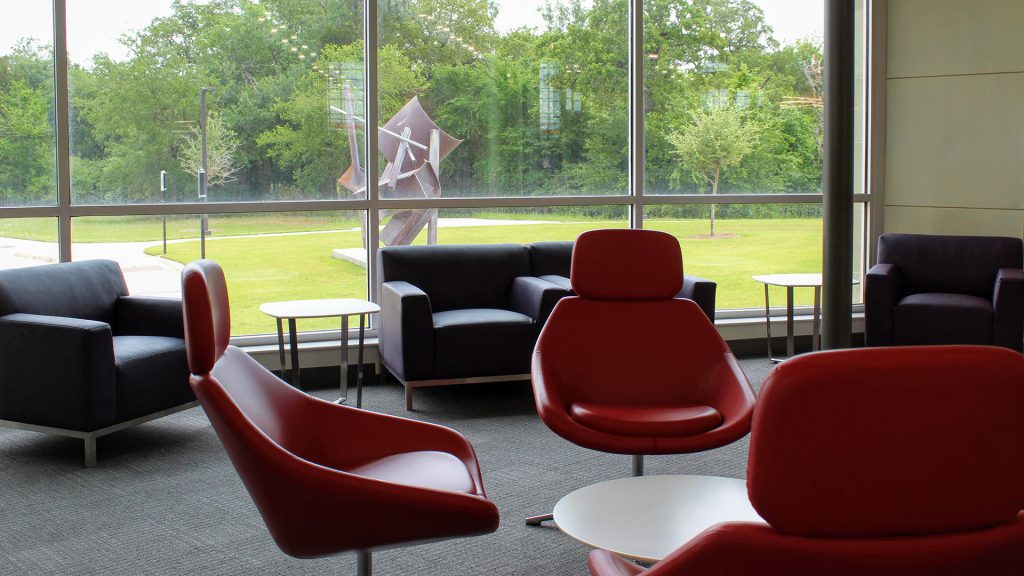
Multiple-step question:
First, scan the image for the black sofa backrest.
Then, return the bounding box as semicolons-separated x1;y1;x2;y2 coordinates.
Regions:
877;233;1023;299
528;241;574;277
0;260;128;324
379;244;532;312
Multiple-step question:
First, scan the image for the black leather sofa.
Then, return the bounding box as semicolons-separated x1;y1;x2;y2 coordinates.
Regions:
865;233;1024;351
0;260;196;465
379;241;717;409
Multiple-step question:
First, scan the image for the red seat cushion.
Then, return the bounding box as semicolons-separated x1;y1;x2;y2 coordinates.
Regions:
569;403;723;437
349;451;475;494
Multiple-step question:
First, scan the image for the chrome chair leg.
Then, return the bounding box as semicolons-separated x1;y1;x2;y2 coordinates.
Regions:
525;513;554;526
632;454;644;477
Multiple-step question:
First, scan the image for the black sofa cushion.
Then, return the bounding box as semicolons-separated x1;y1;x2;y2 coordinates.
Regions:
529;241;574;278
432;309;536;378
380;244;532;312
0;260;128;325
113;336;192;423
894;293;993;346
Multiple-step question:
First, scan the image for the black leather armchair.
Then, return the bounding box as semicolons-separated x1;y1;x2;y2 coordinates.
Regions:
527;240;718;321
0;260;196;465
865;233;1024;351
379;244;569;409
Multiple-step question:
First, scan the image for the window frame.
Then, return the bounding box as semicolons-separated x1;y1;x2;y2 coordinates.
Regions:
0;0;875;345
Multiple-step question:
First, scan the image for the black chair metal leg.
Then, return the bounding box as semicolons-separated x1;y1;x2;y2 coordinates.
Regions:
633;454;644;477
357;550;371;576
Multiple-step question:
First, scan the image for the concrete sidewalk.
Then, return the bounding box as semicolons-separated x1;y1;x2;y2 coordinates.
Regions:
0;237;183;298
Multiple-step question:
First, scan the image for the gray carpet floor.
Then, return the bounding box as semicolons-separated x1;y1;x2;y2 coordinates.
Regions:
0;357;773;576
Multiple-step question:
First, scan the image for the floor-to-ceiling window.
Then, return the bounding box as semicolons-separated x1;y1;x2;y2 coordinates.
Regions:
0;0;870;343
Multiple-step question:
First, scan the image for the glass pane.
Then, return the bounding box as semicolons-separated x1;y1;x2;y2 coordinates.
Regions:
853;201;866;305
68;1;363;204
645;203;823;310
0;3;57;207
375;205;628;249
0;218;59;267
854;0;867;196
373;0;628;199
644;0;826;196
73;211;367;336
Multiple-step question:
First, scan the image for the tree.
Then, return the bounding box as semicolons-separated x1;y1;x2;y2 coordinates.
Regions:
178;114;242;186
0;80;54;204
668;105;756;236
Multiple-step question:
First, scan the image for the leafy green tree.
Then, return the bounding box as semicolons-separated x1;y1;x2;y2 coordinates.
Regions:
0;80;54;204
257;42;425;196
668;105;756;236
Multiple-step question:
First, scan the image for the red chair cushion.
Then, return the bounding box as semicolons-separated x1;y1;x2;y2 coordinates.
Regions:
571;230;683;300
569;403;723;438
349;450;475;494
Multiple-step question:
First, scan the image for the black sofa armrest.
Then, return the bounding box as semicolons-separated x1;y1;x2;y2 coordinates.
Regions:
380;281;434;381
678;275;717;321
993;268;1024;352
509;276;571;327
0;313;116;431
864;263;901;347
115;295;184;338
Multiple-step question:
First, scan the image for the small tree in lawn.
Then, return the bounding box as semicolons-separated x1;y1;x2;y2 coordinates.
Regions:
668;106;756;237
178;114;241;187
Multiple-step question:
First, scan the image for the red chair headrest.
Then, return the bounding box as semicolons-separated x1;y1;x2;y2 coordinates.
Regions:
748;345;1024;538
181;259;231;375
570;229;683;300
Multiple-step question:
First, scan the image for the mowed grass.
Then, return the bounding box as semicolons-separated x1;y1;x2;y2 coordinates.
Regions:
150;217;824;335
0;213;360;243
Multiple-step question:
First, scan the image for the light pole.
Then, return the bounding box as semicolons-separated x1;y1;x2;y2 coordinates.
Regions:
160;170;167;254
198;87;210;259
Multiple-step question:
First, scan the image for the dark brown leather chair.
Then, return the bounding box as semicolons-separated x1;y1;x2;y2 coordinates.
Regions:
865;233;1024;351
0;260;194;466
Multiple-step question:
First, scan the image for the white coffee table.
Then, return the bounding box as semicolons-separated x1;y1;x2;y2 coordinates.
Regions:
259;298;380;407
752;273;824;362
553;475;764;563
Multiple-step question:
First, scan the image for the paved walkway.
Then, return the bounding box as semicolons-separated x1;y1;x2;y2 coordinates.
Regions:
0;237;184;298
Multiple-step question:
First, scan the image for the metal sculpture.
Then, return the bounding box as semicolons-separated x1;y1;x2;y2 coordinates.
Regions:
335;85;461;247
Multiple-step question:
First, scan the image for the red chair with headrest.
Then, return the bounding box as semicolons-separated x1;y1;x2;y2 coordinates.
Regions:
181;260;498;576
528;229;755;524
588;345;1024;576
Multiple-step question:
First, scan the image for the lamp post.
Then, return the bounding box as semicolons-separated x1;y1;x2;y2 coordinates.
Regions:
160;170;167;254
198;87;210;259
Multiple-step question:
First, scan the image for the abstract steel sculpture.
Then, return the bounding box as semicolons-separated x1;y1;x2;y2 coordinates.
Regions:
335;84;461;247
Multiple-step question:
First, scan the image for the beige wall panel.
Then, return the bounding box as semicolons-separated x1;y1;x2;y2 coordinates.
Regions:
885;73;1024;210
888;0;1024;78
884;206;1023;238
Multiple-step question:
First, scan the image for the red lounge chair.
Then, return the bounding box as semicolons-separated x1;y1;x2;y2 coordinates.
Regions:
181;259;498;575
528;229;755;524
588;345;1024;576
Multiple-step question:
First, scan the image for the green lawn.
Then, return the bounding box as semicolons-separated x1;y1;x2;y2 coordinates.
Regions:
149;217;825;335
0;215;829;335
0;213;360;243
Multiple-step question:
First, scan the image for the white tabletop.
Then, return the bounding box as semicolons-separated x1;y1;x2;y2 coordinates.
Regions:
553;475;764;563
752;273;823;288
259;298;381;320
